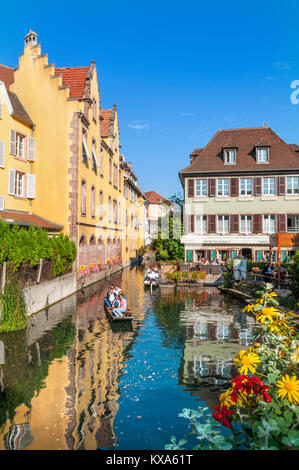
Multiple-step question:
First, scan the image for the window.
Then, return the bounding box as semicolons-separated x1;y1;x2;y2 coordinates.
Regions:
195;179;207;197
257;147;269;163
81;180;86;215
240;215;252;233
109;158;112;183
263;215;276;233
195;215;207;233
224;148;236;164
217;215;229;233
100;149;104;176
99;191;103;219
91;186;95;217
286;176;299;195
240;178;252;196
82;130;88;166
263;177;275;195
108;196;112;222
16;134;25;158
113;199;117;224
15;171;24;196
217;179;229;196
287;215;299;232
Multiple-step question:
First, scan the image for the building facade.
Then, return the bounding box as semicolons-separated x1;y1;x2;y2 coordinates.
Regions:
0;30;146;268
179;126;299;263
143;191;172;245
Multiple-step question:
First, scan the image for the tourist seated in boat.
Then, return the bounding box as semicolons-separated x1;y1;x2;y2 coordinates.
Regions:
114;285;122;296
152;267;159;280
104;287;119;308
113;292;127;317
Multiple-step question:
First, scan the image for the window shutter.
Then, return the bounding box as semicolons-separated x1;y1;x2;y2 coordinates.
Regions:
0;140;4;168
277;176;285;196
253;214;262;233
208;178;216;197
27;137;35;161
0;196;4;211
8;169;15;195
187;179;194;198
230;214;239;233
253;177;262;196
26;173;36;199
208;214;216;233
190;214;195;232
278;214;286;233
10;129;16;155
82;134;91;159
230;178;239;197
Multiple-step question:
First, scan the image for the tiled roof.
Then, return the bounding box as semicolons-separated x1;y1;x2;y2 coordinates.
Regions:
100;109;113;137
144;191;171;205
180;127;299;174
0;64;14;89
54;66;89;99
288;144;299;152
8;90;34;128
0;210;63;230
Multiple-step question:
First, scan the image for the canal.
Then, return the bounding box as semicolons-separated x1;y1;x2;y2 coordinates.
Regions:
0;265;258;450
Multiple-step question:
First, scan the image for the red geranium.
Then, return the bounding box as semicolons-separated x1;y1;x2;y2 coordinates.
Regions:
212;404;234;428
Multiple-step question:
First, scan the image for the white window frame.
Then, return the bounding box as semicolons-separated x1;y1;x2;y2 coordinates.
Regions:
16;133;25;158
256;147;269;163
263;177;275;195
224;148;236;165
15;170;24;197
195;179;207;197
286;176;299;195
239;178;252;196
217;178;230;197
240;215;252;233
263;214;276;234
0;140;4;168
217;215;229;234
195;215;207;233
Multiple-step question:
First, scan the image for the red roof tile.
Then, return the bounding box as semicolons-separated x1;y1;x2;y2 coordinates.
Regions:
180;127;299;174
0;210;63;230
144;191;171;205
0;64;14;89
55;66;89;99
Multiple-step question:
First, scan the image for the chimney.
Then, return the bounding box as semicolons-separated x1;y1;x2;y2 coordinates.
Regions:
24;29;38;50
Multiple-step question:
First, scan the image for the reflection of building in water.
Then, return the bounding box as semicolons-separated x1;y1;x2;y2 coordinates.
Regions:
178;293;257;397
4;410;33;450
65;274;144;450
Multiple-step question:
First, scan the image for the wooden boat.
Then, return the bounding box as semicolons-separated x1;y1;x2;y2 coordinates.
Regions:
144;277;159;288
104;302;133;322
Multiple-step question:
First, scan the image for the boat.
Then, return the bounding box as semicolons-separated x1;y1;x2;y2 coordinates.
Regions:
144;276;159;288
104;302;133;322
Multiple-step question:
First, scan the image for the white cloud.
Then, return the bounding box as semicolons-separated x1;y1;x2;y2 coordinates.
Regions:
128;121;150;130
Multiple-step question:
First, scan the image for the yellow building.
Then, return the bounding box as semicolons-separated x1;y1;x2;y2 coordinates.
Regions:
0;30;146;269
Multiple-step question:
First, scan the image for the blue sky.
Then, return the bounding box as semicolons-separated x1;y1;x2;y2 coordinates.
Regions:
1;0;298;198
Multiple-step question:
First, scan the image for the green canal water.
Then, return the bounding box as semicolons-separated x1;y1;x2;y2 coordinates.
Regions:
0;265;258;450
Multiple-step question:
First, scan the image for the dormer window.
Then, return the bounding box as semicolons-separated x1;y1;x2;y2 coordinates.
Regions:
223;148;236;165
256;147;269;163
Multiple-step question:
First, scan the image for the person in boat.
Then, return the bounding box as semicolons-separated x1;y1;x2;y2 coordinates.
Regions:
152;268;159;281
114;285;122;296
113;292;127;317
105;287;119;308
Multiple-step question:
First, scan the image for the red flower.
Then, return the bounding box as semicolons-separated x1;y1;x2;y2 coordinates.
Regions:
212;404;234;428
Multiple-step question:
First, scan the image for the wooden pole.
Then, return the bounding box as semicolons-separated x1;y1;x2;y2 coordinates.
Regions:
277;233;281;289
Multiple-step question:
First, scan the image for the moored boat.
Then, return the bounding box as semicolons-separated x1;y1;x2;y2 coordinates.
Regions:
144;276;159;288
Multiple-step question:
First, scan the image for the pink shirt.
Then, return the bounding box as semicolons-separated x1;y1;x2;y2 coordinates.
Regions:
120;298;127;309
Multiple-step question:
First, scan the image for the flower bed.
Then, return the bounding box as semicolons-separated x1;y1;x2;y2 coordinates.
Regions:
78;257;122;277
165;283;299;450
165;271;207;283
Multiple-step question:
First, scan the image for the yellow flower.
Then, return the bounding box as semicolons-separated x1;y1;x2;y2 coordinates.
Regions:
267;319;295;337
234;350;261;375
290;347;299;365
219;388;234;408
277;375;299;405
256;307;280;324
242;304;257;313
